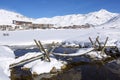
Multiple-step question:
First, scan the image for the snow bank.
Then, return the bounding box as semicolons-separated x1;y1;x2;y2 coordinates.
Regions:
0;68;10;80
25;57;65;74
0;46;15;58
0;46;15;80
11;52;66;75
53;48;94;56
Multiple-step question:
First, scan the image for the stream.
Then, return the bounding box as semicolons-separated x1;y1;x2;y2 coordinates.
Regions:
10;46;120;80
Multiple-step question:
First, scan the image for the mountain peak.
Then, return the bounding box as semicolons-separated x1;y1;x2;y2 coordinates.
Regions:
98;9;109;13
0;9;119;27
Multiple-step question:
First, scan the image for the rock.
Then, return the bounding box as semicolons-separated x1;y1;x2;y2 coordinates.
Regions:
32;72;39;77
50;67;57;73
61;65;67;70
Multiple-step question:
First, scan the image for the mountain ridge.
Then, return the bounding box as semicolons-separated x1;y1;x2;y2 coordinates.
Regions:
35;9;119;27
0;9;119;27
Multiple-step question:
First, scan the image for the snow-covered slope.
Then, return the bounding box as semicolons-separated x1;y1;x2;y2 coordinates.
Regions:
0;9;34;25
84;9;118;25
0;9;119;27
36;9;118;27
99;14;120;29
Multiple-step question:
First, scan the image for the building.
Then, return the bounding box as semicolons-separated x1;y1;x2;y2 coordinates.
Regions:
13;20;54;30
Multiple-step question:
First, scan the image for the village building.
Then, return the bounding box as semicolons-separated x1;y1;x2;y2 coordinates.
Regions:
0;25;13;31
12;20;54;30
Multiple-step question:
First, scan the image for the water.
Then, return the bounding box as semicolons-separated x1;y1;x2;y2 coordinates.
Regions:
11;46;120;80
11;66;33;80
14;48;39;57
39;61;120;80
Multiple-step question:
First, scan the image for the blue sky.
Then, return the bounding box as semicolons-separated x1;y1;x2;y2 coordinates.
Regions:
0;0;120;18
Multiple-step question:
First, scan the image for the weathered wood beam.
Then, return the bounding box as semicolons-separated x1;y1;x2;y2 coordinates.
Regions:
34;39;39;48
10;54;44;69
96;36;102;50
38;41;51;62
89;37;94;45
34;39;51;62
101;37;109;54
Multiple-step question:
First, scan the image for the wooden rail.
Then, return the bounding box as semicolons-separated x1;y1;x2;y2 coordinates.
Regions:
9;54;44;69
10;37;116;69
10;40;59;68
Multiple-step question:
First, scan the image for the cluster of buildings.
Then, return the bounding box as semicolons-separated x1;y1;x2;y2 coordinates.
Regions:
0;20;54;31
0;20;91;31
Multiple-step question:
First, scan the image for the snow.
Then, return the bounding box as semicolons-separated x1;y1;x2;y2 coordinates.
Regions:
0;24;120;79
99;14;120;29
24;56;66;74
0;29;93;46
0;46;66;80
0;9;34;25
0;9;118;27
13;52;42;64
53;48;94;56
11;52;66;74
0;9;120;80
86;51;108;59
0;46;15;58
36;9;118;27
0;28;120;80
0;28;120;47
0;46;15;80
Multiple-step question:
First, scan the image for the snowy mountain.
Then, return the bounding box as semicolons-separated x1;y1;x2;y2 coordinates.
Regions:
36;9;119;27
0;9;119;28
99;14;120;29
0;9;34;25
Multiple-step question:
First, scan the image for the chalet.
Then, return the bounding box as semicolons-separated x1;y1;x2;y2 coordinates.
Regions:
12;20;54;29
13;20;32;26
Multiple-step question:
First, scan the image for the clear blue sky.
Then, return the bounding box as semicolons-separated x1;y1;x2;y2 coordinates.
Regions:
0;0;120;18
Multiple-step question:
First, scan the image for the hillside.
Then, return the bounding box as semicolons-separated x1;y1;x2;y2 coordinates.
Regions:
99;14;120;29
36;9;118;27
0;9;119;28
0;9;34;25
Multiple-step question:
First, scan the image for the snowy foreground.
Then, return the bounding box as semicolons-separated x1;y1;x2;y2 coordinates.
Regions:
0;28;120;80
0;46;66;80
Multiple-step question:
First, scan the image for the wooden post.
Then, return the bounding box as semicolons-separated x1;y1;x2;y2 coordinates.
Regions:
101;37;108;54
34;39;50;62
89;37;94;45
34;39;40;48
92;36;99;51
38;41;51;62
96;36;101;50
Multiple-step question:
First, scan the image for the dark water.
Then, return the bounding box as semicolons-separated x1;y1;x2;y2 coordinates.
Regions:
13;46;79;57
54;47;79;53
11;46;120;80
14;48;39;57
38;61;120;80
11;66;33;80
